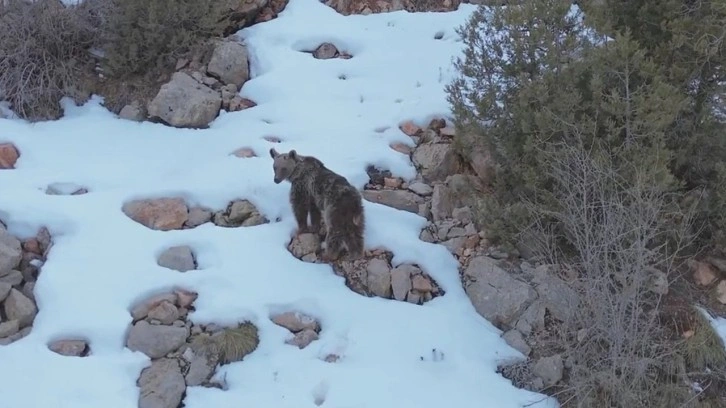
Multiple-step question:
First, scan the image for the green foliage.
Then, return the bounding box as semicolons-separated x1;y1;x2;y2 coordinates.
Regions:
103;0;231;78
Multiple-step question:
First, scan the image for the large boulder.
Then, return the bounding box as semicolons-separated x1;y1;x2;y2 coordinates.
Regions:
207;41;250;90
122;198;189;231
463;256;537;329
412;142;462;183
0;229;22;275
147;72;221;129
137;358;186;408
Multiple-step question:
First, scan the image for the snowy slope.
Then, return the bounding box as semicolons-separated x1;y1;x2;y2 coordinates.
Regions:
0;1;557;407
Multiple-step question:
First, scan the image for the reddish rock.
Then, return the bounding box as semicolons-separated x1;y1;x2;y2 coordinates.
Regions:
271;311;320;333
716;280;726;304
412;274;434;293
383;177;402;189
229;97;257;112
175;289;198;309
285;328;319;349
49;339;89;357
691;260;719;287
122;198;189;231
22;239;42;255
0;143;20;169
390;142;413;155
399;121;422;137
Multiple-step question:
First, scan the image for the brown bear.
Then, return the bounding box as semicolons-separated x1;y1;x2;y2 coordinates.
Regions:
270;148;365;261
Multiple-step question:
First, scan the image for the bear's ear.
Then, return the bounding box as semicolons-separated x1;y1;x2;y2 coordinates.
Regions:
269;148;278;158
289;150;298;160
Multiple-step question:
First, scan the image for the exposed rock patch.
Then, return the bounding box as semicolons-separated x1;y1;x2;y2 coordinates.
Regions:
45;182;89;195
207;40;250;89
271;311;322;349
48;339;90;357
147;72;222;129
122;197;268;230
322;0;463;15
157;245;197;272
0;226;52;346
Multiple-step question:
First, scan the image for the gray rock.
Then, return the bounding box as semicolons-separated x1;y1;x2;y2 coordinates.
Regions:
3;289;37;328
441;237;467;254
515;300;546;336
131;293;179;321
138;358;186;408
390;265;415;301
0;229;22;275
185;207;212;228
407;182;433;196
532;267;579;322
412;143;462;183
502;329;531;356
185;351;218;386
0;320;19;338
119;102;146;122
126;320;189;359
148;72;221;129
157;245;196;272
45;182;88;195
312;42;339;59
207;41;250;89
271;311;320;333
532;354;564;387
463;256;537;329
362;190;424;213
0;281;11;301
366;258;392;298
147;300;180;325
0;269;23;287
289;233;321;259
285;328;319;349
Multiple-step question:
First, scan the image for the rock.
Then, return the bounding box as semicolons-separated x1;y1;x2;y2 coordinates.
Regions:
148;72;221;129
532;354;564;387
175;289;198;309
366;258;392;298
185;207;212;228
502;329;530;356
390;265;415;301
0;270;22;286
515;301;546;336
286;328;319;349
312;42;339;59
383;177;402;189
227;96;257;112
21;282;35;303
130;293;179;321
138;358;186;408
0;320;19;338
122;198;189;231
289;233;321;259
412;143;462;183
457;129;495;185
411;274;434;293
36;227;52;254
231;147;256;158
48;340;88;357
271;311;319;333
207;41;250;89
362;190;424;213
126;320;189;358
214;200;267;227
185;351;218;386
716;280;726;304
399;121;422;137
157;245;196;272
430;175;480;222
690;259;719;286
441;237;467;254
531;268;579;322
45;182;88;195
706;256;726;274
463;256;537;329
147;301;180;325
0;229;22;275
119;102;145;122
408;182;433;196
0;143;20;169
0;282;11;301
3;289;37;328
22;238;41;255
390;142;413;155
221;0;269;34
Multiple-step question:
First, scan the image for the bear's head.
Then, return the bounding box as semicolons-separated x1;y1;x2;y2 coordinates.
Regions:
269;148;301;184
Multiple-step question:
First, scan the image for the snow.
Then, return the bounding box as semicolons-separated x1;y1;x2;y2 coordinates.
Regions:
0;0;556;407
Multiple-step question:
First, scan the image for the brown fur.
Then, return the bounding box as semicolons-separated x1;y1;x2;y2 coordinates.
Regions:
270;148;365;261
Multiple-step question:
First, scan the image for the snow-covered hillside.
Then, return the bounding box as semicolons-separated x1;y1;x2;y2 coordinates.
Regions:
0;1;558;407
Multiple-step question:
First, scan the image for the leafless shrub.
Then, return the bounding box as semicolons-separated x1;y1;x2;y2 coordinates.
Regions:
520;134;707;407
0;0;106;121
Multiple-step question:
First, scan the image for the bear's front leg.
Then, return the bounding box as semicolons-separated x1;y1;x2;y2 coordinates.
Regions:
309;201;323;236
290;184;310;236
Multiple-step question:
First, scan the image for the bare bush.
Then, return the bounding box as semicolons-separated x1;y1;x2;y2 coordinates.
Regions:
0;0;105;121
519;135;713;407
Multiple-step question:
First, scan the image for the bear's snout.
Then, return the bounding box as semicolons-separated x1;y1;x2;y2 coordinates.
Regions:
274;177;282;184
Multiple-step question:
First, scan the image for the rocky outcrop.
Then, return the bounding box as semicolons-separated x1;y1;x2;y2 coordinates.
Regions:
122;197;269;230
0;226;52;346
207;40;250;90
322;0;464;15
